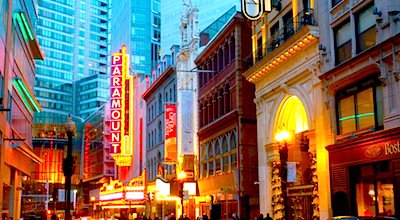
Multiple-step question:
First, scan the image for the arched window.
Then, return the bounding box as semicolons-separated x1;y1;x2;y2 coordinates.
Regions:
224;42;230;66
230;131;237;149
173;85;176;102
170;88;172;101
150;158;153;179
158;121;162;142
213;93;218;121
165;92;168;102
215;139;221;156
224;84;230;113
199;103;203;127
208;141;214;158
204;100;209;125
207;100;212;125
151;131;153;147
230;36;235;62
222;136;228;153
155;128;157;145
159;93;163;113
219;88;224;116
218;49;223;71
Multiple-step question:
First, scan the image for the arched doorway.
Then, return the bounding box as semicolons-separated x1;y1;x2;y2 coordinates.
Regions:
272;95;316;220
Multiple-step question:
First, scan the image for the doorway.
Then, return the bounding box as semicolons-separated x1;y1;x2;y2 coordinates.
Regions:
350;161;395;217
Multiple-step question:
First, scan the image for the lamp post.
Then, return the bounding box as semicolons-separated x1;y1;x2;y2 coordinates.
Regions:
64;115;75;220
90;196;96;217
220;188;232;219
275;130;289;220
178;171;187;217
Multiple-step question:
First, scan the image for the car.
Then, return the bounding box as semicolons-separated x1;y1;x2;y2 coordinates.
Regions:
327;216;360;220
358;217;399;220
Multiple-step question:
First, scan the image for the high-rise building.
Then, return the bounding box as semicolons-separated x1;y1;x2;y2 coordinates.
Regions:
110;0;160;75
109;0;160;179
0;0;44;219
28;0;110;216
160;0;240;57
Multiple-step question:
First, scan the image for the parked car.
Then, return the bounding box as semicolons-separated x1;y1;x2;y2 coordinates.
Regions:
358;217;399;220
327;217;360;220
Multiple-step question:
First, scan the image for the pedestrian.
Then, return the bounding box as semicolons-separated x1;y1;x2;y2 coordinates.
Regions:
202;213;208;220
232;213;239;220
169;213;176;220
257;214;264;220
264;213;272;220
183;214;189;220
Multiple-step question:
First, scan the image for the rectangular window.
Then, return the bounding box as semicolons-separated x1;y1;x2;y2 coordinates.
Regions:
231;154;237;170
356;5;376;52
283;10;294;40
223;156;229;172
336;77;383;135
332;0;342;7
215;158;221;174
202;163;207;178
208;161;214;176
335;21;352;64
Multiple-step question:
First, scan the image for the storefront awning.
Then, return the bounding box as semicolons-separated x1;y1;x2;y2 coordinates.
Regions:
198;173;237;195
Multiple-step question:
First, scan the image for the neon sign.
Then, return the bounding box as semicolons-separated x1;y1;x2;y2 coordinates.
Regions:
110;52;124;154
165;104;177;161
241;0;271;21
108;45;133;166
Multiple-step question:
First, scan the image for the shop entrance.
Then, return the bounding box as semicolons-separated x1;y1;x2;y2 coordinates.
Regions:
350;160;396;217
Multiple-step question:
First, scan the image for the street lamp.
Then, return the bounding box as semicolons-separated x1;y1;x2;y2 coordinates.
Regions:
221;188;232;219
275;130;290;219
178;171;187;217
90;196;96;217
64;115;75;220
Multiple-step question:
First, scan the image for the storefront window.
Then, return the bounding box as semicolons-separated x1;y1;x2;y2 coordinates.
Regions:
351;161;395;217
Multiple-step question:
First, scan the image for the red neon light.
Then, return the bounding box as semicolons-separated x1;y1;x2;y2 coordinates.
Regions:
110;54;123;154
165;104;177;161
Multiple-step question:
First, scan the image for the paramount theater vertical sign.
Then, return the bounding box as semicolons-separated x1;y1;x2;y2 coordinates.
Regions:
165;104;177;162
109;46;131;166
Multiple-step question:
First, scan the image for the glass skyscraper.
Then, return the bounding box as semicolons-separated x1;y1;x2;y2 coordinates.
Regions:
161;0;240;57
110;0;160;74
31;0;110;197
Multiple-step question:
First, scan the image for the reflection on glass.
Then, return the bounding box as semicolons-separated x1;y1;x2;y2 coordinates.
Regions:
356;180;395;216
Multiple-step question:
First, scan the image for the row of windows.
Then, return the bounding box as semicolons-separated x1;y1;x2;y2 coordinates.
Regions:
39;38;73;52
200;130;237;178
147;85;176;122
38;19;74;33
38;8;74;25
35;77;73;92
198;36;235;88
199;84;231;128
80;101;103;110
36;67;73;81
35;90;72;102
147;160;174;181
39;101;72;111
39;0;75;16
38;29;74;43
147;120;163;149
334;4;375;65
41;59;73;71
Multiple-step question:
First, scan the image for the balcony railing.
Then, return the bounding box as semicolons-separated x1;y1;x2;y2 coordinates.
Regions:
244;9;317;69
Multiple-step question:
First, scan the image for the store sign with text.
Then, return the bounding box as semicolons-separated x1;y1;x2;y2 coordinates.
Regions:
241;0;272;21
110;53;123;154
165;104;177;162
364;140;400;158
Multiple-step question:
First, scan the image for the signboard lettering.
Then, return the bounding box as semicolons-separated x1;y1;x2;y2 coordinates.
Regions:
242;0;271;21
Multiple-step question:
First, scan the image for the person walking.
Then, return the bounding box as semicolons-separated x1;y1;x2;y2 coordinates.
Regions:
264;213;272;220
